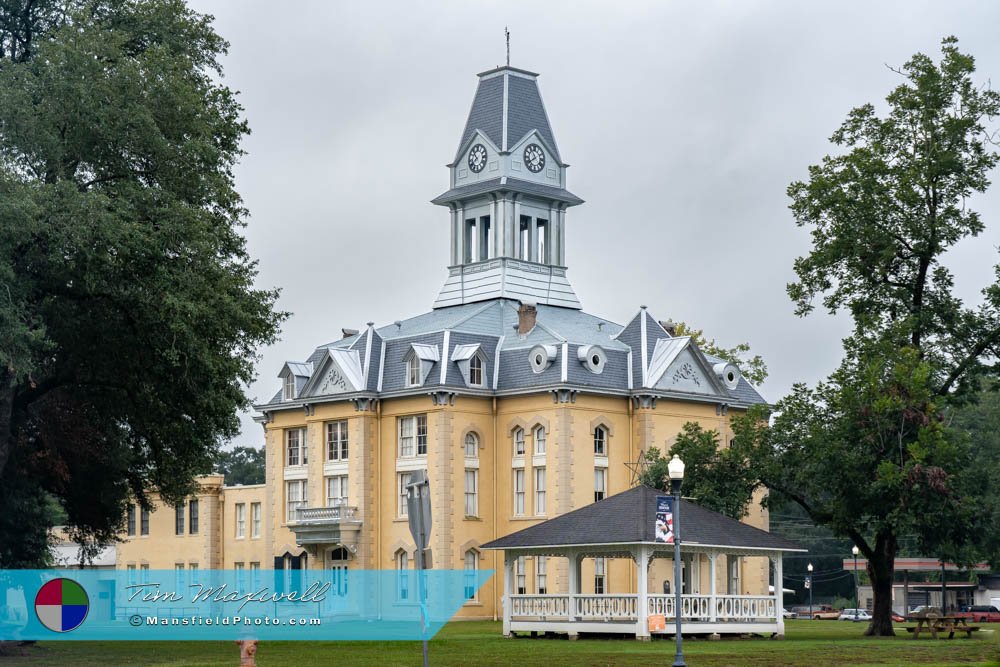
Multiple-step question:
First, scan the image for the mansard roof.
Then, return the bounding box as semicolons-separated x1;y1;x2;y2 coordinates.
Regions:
481;485;805;553
255;300;767;412
431;177;583;207
454;66;561;164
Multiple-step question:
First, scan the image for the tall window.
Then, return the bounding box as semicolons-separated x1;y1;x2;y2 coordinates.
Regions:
594;467;607;502
533;426;546;455
286;480;307;522
594;558;606;594
326;420;348;461
519;216;530;260
479;215;491;261
283;374;295;400
406;354;421;387
515;556;526;595
513;469;525;516
464;432;479;458
235;503;246;538
251;502;262;538
536;557;547;594
175;502;185;535
250;562;260;588
398;415;427;458
464;219;477;263
175;563;185;589
728;557;741;595
464;469;478;517
464;550;479;601
286;428;307;466
126;505;136;536
469;354;484;386
140;508;150;536
398;472;412;517
189;499;199;534
536;219;548;262
594;426;607;455
326;475;349;507
397;550;410;600
513;428;525;456
534;467;546;515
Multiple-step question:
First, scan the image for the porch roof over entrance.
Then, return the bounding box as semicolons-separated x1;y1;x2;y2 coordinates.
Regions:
482;485;806;553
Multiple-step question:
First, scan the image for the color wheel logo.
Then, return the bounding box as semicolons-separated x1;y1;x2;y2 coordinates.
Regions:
34;578;89;633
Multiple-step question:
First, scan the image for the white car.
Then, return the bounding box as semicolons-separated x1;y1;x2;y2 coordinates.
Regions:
782;608;796;619
838;608;872;621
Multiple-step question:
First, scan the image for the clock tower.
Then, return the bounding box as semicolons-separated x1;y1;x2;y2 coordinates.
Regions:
431;66;584;309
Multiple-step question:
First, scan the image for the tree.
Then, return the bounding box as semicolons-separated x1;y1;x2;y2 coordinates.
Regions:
215;445;266;486
763;36;1000;635
670;322;768;386
0;0;283;565
639;422;760;520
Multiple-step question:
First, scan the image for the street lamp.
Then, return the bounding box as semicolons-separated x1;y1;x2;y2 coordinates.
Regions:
807;562;814;620
667;454;686;667
852;546;860;610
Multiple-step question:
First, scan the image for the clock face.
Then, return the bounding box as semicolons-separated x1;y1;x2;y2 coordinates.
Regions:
523;144;545;173
468;144;487;173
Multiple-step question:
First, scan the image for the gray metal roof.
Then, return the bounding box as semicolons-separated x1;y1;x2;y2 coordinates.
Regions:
481;485;805;552
454;67;561;163
431;177;583;207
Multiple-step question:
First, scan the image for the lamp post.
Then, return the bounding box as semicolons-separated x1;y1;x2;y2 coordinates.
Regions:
807;562;814;620
667;454;686;667
852;546;860;610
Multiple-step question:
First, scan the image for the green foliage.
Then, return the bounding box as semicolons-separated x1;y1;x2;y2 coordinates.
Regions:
215;445;266;486
772;36;1000;635
671;321;768;386
0;1;284;565
639;422;760;519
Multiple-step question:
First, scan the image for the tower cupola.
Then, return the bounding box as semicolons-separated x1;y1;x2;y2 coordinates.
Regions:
432;66;583;309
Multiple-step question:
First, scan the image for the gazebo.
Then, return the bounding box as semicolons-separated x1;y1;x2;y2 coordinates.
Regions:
482;485;806;639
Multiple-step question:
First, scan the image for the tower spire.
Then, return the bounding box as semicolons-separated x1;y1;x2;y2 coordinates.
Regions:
505;27;510;67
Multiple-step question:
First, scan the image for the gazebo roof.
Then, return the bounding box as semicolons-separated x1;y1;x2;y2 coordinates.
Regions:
482;485;806;553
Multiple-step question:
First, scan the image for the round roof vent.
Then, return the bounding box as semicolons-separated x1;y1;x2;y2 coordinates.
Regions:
577;345;607;374
529;344;558;374
713;362;741;390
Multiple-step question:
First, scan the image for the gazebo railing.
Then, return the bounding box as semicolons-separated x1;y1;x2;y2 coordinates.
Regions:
508;593;775;623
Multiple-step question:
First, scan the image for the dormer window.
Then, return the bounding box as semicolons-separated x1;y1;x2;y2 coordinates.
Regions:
283;374;296;400
406;354;421;387
469;354;484;387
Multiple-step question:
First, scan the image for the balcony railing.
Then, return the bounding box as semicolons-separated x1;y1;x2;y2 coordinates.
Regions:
292;506;358;524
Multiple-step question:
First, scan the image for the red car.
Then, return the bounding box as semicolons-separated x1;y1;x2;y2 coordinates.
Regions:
891;612;905;623
955;606;1000;623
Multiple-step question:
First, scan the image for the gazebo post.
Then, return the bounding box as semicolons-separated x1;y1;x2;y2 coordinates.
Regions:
635;544;651;640
567;550;581;636
773;554;784;637
503;553;513;637
708;553;717;624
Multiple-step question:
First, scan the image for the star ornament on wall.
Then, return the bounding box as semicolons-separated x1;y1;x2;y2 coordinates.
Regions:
624;457;652;487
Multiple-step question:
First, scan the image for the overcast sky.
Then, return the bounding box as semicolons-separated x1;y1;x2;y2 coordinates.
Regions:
188;1;1000;446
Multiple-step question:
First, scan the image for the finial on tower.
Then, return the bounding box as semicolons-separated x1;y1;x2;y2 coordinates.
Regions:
505;26;510;66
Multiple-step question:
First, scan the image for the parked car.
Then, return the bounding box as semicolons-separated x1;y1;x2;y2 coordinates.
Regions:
782;608;796;619
838;608;872;622
810;605;841;620
891;612;905;623
908;605;942;617
955;605;1000;623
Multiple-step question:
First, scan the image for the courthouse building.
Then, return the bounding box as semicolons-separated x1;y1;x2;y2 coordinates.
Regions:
118;64;770;620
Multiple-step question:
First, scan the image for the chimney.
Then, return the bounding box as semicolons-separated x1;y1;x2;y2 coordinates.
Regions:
341;328;359;339
517;302;537;335
659;320;677;337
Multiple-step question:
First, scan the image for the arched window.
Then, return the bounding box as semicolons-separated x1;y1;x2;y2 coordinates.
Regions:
406;354;421;387
395;549;410;600
464;549;479;600
533;426;546;455
513;428;525;456
594;426;607;456
469;354;484;387
464;432;479;458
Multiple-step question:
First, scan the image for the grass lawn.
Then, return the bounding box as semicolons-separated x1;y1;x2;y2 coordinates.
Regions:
2;619;998;666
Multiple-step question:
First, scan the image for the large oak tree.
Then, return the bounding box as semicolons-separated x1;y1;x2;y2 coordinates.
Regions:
0;0;283;564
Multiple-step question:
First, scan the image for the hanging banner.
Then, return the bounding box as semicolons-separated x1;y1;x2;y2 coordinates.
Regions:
655;495;674;544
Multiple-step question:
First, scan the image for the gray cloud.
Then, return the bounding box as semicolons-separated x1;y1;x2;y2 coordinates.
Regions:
188;0;1000;445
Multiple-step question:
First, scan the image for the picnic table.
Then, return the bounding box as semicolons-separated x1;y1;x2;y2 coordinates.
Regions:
905;615;980;639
